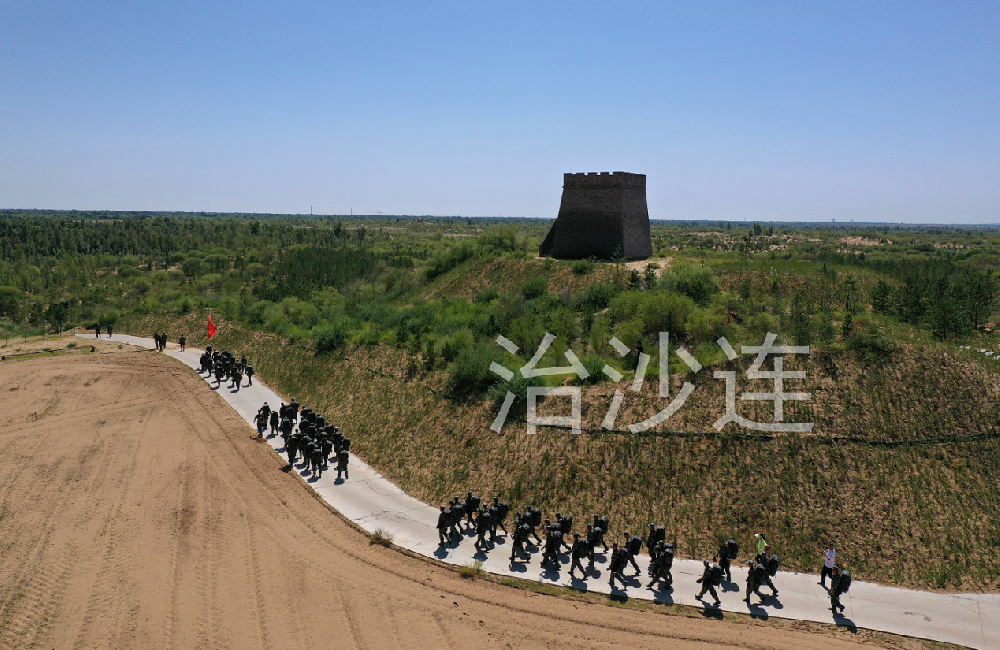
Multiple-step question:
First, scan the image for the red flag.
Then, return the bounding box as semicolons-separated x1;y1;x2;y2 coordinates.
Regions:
207;315;216;339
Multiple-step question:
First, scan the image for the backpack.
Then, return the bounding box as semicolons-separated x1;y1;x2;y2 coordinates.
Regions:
753;563;767;584
530;507;542;527
597;515;609;532
659;547;674;570
497;501;509;519
654;525;665;544
767;555;780;577
839;570;852;593
468;494;481;511
726;539;739;560
628;536;643;555
710;563;723;586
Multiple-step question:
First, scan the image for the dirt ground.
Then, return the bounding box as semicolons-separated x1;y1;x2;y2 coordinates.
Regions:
0;352;919;650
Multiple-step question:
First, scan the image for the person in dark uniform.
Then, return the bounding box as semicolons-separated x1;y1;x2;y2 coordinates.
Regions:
718;539;733;582
568;533;590;579
745;560;767;605
585;523;601;570
179;334;186;351
492;495;509;535
436;506;450;545
624;532;643;576
648;541;675;589
95;323;101;338
336;448;349;480
268;410;279;437
608;542;628;588
474;507;493;551
107;323;113;338
541;526;562;568
510;519;531;563
695;559;722;606
830;566;849;613
245;363;254;386
593;514;610;551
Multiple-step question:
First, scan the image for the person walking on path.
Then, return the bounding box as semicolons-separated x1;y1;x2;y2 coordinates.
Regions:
107;323;113;338
95;323;101;338
821;544;836;587
830;566;850;613
179;334;186;351
755;533;767;556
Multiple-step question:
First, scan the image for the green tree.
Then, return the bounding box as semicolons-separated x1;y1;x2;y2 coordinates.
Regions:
871;280;892;314
0;285;21;320
963;269;995;331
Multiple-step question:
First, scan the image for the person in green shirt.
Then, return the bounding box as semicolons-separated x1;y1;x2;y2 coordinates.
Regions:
755;532;767;555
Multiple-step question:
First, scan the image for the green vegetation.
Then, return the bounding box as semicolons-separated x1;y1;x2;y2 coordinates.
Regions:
5;209;1000;590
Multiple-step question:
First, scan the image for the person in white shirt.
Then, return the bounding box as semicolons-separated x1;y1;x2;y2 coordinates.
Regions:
821;544;836;587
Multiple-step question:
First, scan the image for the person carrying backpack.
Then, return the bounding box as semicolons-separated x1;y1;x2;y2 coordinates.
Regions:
830;566;850;613
695;558;722;606
745;560;767;605
592;513;610;551
647;541;675;590
718;538;734;582
764;550;781;596
624;532;643;576
608;542;628;589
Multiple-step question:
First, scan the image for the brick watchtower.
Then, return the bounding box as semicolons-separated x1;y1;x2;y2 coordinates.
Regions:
538;171;652;260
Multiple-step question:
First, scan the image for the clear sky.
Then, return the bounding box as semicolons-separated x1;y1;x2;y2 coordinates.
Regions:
2;1;998;223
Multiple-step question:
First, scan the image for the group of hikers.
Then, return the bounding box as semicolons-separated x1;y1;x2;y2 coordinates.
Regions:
248;398;352;481
436;496;852;613
92;322;113;338
153;331;184;352
187;338;852;616
198;345;252;391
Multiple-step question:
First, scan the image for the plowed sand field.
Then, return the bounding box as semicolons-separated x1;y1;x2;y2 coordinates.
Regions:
0;352;904;649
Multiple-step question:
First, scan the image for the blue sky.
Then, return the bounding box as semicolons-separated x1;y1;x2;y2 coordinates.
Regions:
2;1;998;222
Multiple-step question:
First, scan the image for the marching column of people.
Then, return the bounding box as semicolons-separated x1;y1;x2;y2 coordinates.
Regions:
196;344;255;392
434;497;852;615
195;346;853;617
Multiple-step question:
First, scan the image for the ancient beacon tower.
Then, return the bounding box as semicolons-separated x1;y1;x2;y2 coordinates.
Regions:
539;171;652;260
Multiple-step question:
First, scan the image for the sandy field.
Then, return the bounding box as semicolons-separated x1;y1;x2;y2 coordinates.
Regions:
0;352;909;649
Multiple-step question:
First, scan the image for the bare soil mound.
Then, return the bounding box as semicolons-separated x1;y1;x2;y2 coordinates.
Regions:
0;353;891;649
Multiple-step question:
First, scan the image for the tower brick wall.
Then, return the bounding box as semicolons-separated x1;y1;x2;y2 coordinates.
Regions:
539;171;652;260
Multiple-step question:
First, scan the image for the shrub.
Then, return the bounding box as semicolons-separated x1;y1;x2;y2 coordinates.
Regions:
313;322;348;354
100;308;122;325
475;287;500;304
446;342;505;393
521;276;548;300
573;354;608;385
660;262;720;306
369;527;393;546
571;259;593;275
846;325;894;360
425;242;477;280
441;329;474;362
576;283;619;312
459;560;483;578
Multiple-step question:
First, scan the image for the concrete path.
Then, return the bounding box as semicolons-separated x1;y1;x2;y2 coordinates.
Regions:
81;332;1000;650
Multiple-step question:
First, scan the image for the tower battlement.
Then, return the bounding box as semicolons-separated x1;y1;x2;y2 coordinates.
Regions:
539;171;652;261
563;171;646;189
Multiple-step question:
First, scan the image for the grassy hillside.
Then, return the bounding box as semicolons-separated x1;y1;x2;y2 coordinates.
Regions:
119;302;1000;592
